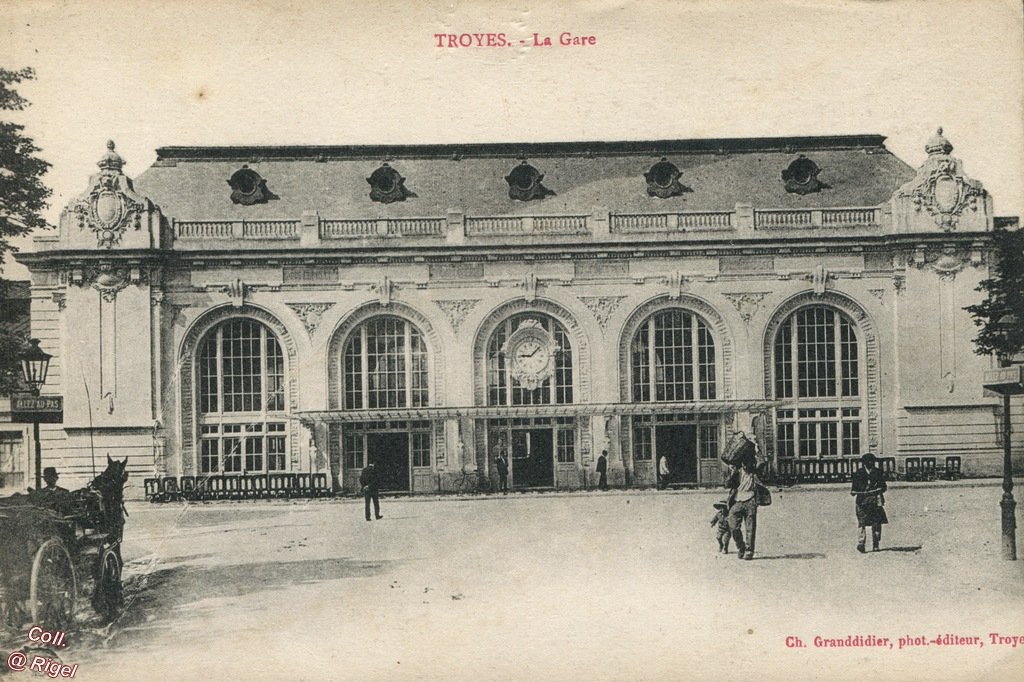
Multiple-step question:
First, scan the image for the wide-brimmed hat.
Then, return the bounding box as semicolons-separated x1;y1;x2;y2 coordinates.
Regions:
860;453;877;465
42;467;58;479
713;501;729;510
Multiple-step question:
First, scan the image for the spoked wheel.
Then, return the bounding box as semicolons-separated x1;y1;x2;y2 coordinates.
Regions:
29;539;77;630
92;547;123;622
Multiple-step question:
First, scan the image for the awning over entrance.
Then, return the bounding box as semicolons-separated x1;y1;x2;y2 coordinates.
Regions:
295;399;779;424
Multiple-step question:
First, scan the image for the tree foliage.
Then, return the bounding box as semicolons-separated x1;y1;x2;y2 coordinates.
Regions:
0;67;51;394
965;226;1024;359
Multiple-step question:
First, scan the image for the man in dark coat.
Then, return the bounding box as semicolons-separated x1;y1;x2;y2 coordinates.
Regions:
495;449;509;493
596;450;608;490
31;467;73;515
851;453;888;552
360;462;382;521
724;458;763;560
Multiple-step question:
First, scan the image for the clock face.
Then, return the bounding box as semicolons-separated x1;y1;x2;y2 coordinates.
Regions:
502;322;556;390
512;338;550;375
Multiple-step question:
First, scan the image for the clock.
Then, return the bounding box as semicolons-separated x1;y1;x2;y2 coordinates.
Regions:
501;319;557;391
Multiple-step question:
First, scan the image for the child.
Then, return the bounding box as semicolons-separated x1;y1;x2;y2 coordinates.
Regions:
711;501;731;553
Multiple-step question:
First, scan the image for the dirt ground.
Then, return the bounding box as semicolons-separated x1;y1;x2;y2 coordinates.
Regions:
3;481;1023;681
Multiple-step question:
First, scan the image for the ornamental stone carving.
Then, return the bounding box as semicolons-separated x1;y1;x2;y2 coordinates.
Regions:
909;245;982;281
287;302;335;337
435;299;480;333
578;295;627;331
723;292;768;323
68;141;155;249
893;129;988;231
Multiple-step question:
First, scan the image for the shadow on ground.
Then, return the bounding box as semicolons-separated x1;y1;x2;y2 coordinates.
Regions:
74;556;393;653
754;553;827;560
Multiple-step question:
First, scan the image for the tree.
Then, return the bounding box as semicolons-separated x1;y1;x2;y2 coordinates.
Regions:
965;225;1024;360
0;67;52;394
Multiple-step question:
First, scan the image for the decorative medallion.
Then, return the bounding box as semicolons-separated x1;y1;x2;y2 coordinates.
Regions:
435;299;480;333
578;296;627;331
723;292;768;323
287;303;335;337
501;319;557;391
910;246;976;281
70;141;152;249
228;166;277;205
505;161;554;201
644;158;688;199
781;155;828;195
88;263;131;302
367;163;415;204
894;129;986;230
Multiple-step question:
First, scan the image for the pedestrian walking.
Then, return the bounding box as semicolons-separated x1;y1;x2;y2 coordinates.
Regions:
851;453;888;552
724;454;765;560
495;448;509;493
658;454;670;490
711;500;731;553
360;462;382;521
596;450;608;490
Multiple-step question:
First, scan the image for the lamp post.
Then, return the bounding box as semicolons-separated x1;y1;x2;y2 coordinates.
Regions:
19;338;51;490
996;314;1019;561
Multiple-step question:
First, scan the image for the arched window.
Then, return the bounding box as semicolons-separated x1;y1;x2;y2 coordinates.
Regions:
486;313;573;406
197;318;288;474
773;306;861;458
631;310;716;402
343;316;429;409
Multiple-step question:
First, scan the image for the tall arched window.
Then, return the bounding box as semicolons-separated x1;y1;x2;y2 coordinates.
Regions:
773;306;861;458
197;318;288;474
631;310;716;402
343;316;429;409
486;313;573;406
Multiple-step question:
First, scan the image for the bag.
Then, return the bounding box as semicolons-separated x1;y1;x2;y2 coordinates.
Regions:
755;484;772;507
721;432;756;467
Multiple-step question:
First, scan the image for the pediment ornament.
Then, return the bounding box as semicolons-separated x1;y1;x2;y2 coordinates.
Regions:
894;129;986;231
69;141;153;249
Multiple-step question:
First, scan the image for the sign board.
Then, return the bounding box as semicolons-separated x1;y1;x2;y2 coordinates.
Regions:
11;394;64;423
982;365;1024;397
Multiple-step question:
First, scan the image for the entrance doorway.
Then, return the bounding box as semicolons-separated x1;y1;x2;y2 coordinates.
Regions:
656;424;698;485
511;429;554;489
367;432;410;492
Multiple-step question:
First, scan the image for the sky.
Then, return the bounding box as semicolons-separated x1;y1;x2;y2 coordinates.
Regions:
1;0;1022;278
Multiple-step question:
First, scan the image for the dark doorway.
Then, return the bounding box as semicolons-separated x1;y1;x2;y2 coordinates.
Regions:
511;429;554;489
367;432;410;491
656;424;698;485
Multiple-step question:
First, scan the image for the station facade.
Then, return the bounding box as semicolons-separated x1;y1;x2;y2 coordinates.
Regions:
16;131;1022;496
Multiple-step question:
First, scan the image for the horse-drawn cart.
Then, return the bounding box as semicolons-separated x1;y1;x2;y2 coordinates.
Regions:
0;457;127;629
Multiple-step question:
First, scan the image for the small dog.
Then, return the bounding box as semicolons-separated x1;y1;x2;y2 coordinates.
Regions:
711;501;731;553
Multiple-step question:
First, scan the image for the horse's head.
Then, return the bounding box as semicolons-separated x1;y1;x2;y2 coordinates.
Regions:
91;455;129;497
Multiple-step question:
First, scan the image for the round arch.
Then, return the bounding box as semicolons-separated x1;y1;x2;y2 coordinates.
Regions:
761;290;881;451
471;297;592;406
325;301;446;411
178;303;300;476
616;294;734;402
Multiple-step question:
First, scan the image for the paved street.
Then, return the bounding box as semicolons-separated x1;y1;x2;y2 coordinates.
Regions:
7;482;1024;681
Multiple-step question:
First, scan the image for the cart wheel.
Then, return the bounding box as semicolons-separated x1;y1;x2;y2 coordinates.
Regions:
92;548;123;622
29;539;77;630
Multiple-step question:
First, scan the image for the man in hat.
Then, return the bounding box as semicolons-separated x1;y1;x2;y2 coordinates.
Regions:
851;453;888;552
495;447;509;494
32;467;72;514
360;462;383;521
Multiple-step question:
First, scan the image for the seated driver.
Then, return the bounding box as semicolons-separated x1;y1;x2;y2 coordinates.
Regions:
31;466;73;514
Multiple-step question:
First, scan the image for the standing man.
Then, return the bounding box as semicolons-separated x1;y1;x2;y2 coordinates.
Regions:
658;453;670;490
495;448;509;494
596;450;608;490
360;462;382;521
851;453;888;552
725;454;762;560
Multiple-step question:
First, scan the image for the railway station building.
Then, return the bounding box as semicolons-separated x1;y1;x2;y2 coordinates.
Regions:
16;130;1022;496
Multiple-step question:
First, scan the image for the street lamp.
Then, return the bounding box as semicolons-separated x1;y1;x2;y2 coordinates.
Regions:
19;338;51;490
996;313;1019;561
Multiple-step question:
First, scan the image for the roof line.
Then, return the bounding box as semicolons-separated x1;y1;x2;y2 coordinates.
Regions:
155;135;889;161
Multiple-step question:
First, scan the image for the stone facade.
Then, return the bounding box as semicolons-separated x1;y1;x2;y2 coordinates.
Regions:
16;133;1022;497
